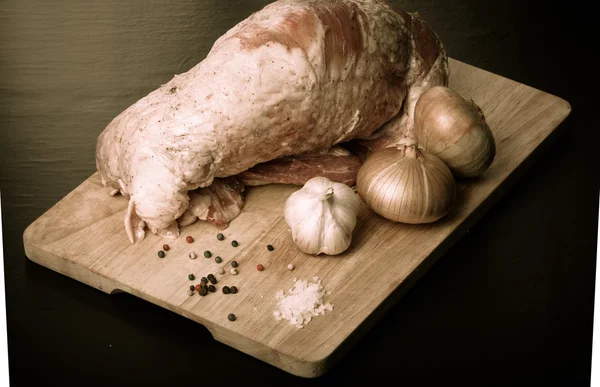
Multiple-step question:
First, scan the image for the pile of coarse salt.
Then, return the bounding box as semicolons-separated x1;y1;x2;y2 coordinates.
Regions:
273;276;333;328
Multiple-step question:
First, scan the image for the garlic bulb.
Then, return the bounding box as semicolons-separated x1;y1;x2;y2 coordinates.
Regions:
284;176;359;255
356;145;456;224
414;86;496;178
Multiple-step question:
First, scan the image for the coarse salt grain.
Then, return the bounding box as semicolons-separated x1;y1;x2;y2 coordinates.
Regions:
273;278;333;328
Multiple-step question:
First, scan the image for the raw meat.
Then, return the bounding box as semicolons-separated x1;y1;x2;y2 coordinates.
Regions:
239;145;361;186
178;177;245;229
95;0;448;243
239;153;361;187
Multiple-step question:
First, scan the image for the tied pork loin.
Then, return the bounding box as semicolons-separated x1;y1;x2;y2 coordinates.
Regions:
95;0;449;243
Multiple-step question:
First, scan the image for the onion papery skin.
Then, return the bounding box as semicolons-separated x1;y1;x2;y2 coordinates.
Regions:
414;86;496;178
356;145;456;224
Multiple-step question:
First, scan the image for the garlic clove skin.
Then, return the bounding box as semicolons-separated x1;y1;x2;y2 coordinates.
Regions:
414;86;496;178
284;176;359;256
356;145;456;224
285;190;329;254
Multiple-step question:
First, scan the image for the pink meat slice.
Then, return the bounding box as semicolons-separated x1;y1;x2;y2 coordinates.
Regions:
238;153;361;187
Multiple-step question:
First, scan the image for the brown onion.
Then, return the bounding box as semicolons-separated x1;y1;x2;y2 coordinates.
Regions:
414;86;496;178
356;145;456;224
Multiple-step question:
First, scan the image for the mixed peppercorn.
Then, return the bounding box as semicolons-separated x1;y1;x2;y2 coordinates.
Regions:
152;232;288;323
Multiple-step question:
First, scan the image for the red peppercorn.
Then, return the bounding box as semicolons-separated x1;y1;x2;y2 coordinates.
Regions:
257;264;264;271
186;236;194;243
195;284;201;291
162;244;170;251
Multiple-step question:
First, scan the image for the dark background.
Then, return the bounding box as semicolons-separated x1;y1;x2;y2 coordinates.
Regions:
1;0;598;385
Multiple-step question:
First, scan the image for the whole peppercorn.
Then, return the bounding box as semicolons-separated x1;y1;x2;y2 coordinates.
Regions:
199;287;208;296
207;274;217;284
188;252;197;259
217;233;225;241
208;285;216;293
204;250;212;258
187;289;194;296
186;236;194;243
188;274;195;281
163;244;170;251
222;286;231;294
257;264;264;271
157;250;165;258
215;256;222;263
267;244;274;251
201;277;208;284
231;260;238;268
227;313;236;321
231;240;239;247
195;284;201;292
189;285;195;291
230;286;238;294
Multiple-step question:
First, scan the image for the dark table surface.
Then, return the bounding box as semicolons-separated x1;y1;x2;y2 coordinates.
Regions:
1;0;598;385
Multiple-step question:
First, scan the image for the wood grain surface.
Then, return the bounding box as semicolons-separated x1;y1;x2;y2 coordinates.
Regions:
22;58;570;377
19;60;570;377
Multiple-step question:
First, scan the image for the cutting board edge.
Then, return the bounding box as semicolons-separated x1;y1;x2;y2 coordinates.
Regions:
21;102;571;378
287;94;574;375
449;57;574;110
20;58;575;378
22;234;335;378
23;239;128;295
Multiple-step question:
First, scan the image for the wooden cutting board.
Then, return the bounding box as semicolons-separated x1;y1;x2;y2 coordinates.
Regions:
23;58;571;378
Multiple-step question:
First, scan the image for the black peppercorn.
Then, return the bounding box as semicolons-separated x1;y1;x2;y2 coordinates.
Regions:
217;233;225;241
228;313;236;321
215;256;222;263
208;285;216;293
204;250;212;258
222;286;231;294
189;285;195;291
201;277;208;284
267;244;274;251
199;287;208;296
230;286;238;294
157;250;165;258
231;260;238;268
231;240;239;247
207;274;217;284
188;274;195;281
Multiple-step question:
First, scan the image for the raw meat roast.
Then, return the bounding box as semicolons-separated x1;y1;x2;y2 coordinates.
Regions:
95;0;449;243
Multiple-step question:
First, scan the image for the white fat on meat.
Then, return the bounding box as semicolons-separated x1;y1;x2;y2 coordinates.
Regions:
95;0;449;243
